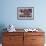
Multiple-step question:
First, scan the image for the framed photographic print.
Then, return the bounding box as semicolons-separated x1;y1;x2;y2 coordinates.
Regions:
17;7;34;20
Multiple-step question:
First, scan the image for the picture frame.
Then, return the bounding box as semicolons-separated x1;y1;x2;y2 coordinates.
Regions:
17;7;34;20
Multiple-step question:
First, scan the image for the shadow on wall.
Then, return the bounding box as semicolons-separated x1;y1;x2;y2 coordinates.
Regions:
0;24;7;43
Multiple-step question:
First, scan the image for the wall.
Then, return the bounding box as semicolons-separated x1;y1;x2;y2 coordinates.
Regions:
0;0;46;29
0;0;46;44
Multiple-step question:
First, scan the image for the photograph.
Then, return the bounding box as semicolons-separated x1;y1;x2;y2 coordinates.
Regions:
17;7;34;20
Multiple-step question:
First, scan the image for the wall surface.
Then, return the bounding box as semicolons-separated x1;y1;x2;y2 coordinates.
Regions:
0;0;46;30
